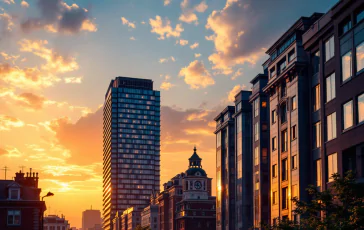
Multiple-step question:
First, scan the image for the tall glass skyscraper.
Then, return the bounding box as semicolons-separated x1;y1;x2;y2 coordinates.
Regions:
103;77;161;230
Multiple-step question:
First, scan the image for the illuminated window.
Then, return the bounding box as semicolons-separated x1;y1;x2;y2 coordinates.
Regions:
328;153;338;182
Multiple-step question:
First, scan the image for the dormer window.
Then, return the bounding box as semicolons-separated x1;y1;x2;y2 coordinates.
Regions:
9;188;20;200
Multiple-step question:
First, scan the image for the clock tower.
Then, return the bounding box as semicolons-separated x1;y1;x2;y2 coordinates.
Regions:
182;146;209;200
175;147;216;230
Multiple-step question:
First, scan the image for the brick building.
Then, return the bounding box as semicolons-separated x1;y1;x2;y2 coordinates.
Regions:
0;170;46;230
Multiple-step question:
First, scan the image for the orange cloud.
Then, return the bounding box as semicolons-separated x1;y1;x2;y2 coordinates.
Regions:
164;0;172;6
186;110;210;121
0;115;25;131
184;128;214;136
190;42;199;49
64;76;82;84
21;0;29;7
159;56;176;63
194;53;201;58
227;84;246;102
149;15;184;40
121;17;136;28
16;92;47;110
0;8;14;33
176;39;189;46
179;60;215;89
179;0;208;25
160;82;175;91
18;39;79;73
0;63;59;88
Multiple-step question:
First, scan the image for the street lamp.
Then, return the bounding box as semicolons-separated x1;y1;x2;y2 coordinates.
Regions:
41;192;54;230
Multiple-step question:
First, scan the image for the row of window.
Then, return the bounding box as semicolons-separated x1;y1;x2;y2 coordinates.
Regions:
114;152;159;158
117;164;156;169
271;155;298;180
116;98;160;106
117;169;158;175
113;109;160;116
112;128;159;135
272;184;298;210
115;134;159;140
117;174;156;179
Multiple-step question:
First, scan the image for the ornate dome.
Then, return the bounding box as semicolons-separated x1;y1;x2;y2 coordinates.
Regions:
185;146;207;177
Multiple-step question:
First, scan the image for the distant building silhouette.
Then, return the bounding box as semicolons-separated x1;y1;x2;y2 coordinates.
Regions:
103;77;161;230
0;169;46;230
82;208;101;230
44;214;70;230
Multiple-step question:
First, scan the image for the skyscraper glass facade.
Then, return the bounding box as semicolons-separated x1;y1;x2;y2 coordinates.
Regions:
103;77;160;230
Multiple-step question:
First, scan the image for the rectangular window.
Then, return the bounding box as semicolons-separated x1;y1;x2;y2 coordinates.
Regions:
327;112;337;141
340;18;352;35
357;9;364;23
313;84;320;111
281;103;287;123
255;122;259;141
254;98;259;117
292;184;298;198
288;49;296;62
273;191;277;205
272;110;277;124
281;81;287;97
255;172;259;190
7;210;21;225
328;153;338;182
342;51;352;82
356;42;364;73
272;137;277;151
326;73;336;102
281;129;288;152
316;159;322;187
312;50;320;74
325;36;335;62
291;125;297;140
282;158;288;181
292;155;297;170
282;187;288;209
292;96;297;110
254;147;259;166
313;122;321;149
9;189;19;200
272;164;277;178
280;59;287;73
358;94;364;123
343;100;353;130
270;67;276;78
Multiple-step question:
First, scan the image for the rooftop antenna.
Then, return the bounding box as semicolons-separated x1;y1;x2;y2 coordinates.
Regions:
19;165;26;172
1;166;10;180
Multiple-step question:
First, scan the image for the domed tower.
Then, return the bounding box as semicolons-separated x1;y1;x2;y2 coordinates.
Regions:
183;147;209;200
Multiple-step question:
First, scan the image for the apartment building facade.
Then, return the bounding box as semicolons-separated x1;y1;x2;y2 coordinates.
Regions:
234;91;253;230
302;0;364;191
214;106;236;230
249;74;270;228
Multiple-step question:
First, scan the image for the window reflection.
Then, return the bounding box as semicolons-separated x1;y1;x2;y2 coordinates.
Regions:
356;42;364;73
342;51;352;82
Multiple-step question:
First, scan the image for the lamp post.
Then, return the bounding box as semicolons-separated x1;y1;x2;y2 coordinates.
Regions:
41;192;54;230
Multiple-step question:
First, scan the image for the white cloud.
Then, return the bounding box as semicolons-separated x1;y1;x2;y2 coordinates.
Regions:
194;53;201;58
164;0;171;6
159;56;176;63
227;84;246;102
130;36;136;40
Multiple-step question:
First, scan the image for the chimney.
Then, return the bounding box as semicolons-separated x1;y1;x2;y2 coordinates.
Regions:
15;170;25;184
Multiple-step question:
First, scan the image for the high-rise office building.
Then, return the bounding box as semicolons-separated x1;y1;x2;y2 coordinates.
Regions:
103;77;161;230
214;106;236;230
82;209;101;230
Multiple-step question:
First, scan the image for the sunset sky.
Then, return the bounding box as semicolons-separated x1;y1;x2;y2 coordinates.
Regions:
0;0;337;227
